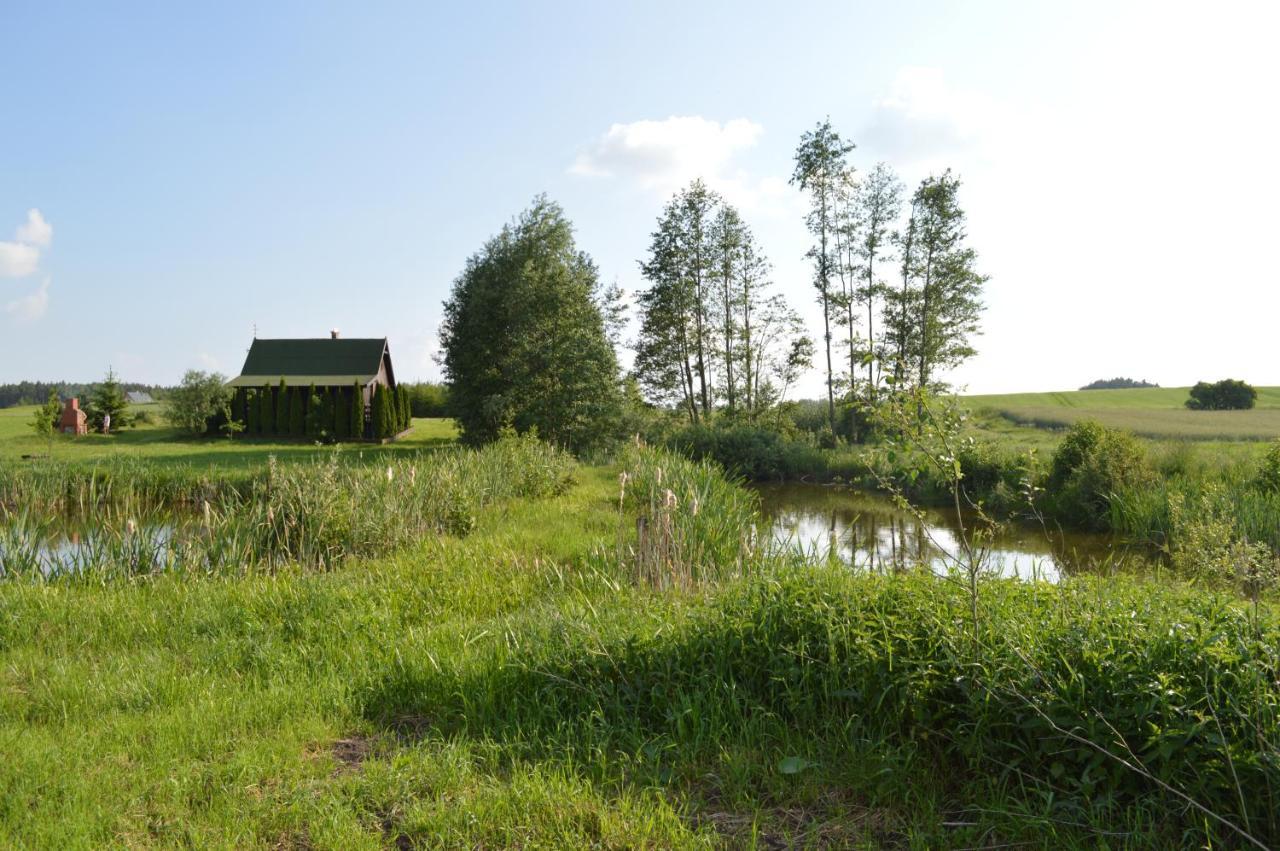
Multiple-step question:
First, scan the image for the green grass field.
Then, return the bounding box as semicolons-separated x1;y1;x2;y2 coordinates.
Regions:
961;386;1280;441
0;403;458;468
3;402;1280;847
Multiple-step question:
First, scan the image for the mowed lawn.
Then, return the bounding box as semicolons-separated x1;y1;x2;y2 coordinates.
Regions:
0;403;458;469
961;386;1280;441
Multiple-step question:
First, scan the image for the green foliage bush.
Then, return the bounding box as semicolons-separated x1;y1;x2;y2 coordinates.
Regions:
1258;440;1280;493
404;382;449;418
1047;420;1153;530
288;388;304;436
663;423;825;481
162;370;230;436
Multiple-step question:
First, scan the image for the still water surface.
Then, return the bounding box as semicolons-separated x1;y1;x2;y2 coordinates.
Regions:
754;483;1141;582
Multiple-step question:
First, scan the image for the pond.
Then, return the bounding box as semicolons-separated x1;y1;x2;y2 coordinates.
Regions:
754;483;1144;582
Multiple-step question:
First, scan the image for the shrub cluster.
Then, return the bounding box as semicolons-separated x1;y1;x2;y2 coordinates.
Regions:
1046;419;1153;530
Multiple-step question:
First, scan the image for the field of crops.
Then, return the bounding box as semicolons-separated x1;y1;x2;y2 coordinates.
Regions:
962;386;1280;441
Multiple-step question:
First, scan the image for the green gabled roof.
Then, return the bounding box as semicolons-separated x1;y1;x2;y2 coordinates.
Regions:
226;374;374;388
234;338;388;384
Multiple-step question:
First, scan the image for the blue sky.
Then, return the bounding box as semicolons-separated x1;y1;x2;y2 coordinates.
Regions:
3;1;1277;393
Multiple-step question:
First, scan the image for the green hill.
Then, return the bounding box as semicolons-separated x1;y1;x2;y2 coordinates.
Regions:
961;386;1280;441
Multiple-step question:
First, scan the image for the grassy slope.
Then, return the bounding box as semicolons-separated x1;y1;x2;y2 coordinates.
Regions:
0;404;458;468
961;386;1280;442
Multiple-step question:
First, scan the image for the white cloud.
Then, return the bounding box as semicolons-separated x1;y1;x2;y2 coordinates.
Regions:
5;278;50;322
0;242;41;278
0;209;53;278
861;67;1007;168
15;209;52;248
570;116;797;214
196;352;220;370
571;116;762;186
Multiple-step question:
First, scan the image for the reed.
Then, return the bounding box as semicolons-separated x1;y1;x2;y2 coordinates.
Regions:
606;442;764;588
0;434;576;579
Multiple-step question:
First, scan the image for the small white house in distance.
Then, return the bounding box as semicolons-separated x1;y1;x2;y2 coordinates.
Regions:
126;391;154;404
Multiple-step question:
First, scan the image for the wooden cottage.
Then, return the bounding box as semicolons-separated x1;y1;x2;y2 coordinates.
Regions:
227;332;400;437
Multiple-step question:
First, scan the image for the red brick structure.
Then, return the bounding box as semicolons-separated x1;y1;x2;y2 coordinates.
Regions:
59;397;88;436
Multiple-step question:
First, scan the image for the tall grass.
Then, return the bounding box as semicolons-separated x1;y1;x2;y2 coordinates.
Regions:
0;434;576;579
367;568;1280;846
608;443;764;588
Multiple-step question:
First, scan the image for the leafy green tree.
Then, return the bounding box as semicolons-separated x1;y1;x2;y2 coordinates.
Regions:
1186;379;1257;411
164;370;231;435
288;387;305;436
30;389;62;454
275;378;289;431
86;368;132;433
844;162;903;403
903;171;986;391
792;120;856;432
350;382;365;439
634;182;720;423
259;383;275;435
440;196;623;451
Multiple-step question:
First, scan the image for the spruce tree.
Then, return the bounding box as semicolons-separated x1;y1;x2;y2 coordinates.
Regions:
259;384;275;435
87;368;132;432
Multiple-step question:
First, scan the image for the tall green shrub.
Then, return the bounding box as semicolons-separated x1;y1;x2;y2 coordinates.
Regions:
371;384;388;439
334;388;350;440
259;384;275;435
245;389;259;434
288;387;304;436
275;378;288;431
350;382;365;439
305;384;323;439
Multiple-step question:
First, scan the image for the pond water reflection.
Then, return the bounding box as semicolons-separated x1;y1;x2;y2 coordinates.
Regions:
754;483;1143;582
